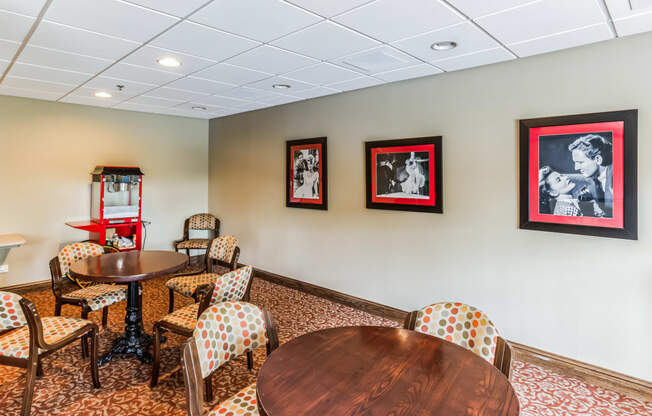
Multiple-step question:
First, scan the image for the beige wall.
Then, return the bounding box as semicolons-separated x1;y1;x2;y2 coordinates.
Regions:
0;96;208;287
209;32;652;381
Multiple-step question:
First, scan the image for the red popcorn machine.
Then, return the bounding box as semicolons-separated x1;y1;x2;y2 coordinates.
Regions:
66;166;144;251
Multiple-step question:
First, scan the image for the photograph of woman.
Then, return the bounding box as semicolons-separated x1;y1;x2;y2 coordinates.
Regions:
375;151;429;199
293;150;319;199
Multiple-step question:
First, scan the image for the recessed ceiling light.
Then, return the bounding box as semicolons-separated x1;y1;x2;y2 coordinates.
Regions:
157;56;181;67
430;41;457;51
94;91;112;98
272;84;291;89
192;106;207;111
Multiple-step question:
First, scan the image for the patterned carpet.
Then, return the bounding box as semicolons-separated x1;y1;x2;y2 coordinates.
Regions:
0;277;650;415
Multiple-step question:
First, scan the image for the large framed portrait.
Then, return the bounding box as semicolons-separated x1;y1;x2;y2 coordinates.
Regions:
286;137;327;210
519;110;637;239
365;136;443;213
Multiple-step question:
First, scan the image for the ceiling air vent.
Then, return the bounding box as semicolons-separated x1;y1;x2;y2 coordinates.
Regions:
629;0;652;11
340;48;411;74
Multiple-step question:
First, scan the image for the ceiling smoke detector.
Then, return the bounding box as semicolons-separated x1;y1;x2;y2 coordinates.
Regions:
272;84;291;89
192;106;207;111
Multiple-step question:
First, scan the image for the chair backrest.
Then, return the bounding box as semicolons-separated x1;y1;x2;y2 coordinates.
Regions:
181;301;278;416
207;235;238;263
197;266;254;312
56;242;105;275
0;291;27;331
188;213;218;231
404;302;502;366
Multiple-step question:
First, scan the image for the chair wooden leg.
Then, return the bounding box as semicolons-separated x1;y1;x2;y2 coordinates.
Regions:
81;309;89;359
150;325;162;388
54;301;62;317
89;328;100;389
246;351;254;370
21;357;38;416
168;288;174;314
101;307;108;329
204;374;213;402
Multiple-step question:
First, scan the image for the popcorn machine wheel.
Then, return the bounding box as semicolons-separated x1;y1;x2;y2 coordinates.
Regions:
66;166;144;251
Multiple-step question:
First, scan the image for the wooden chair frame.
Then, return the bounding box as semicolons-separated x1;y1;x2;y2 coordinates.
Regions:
152;271;255;396
173;214;221;256
0;297;100;416
180;309;279;416
48;247;122;358
167;244;241;314
403;310;512;378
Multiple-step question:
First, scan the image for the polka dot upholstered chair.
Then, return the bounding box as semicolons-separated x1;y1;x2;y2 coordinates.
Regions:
49;243;127;345
404;302;512;378
166;236;240;313
0;291;100;416
174;213;220;255
180;301;279;416
151;266;255;390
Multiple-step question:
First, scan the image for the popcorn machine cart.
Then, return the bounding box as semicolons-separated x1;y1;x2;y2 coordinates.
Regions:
66;166;144;250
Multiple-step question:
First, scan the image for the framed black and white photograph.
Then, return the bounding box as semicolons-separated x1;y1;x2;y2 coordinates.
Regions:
286;137;327;210
519;110;638;239
365;136;443;213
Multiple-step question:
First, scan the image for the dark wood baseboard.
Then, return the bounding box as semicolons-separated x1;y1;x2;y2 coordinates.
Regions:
249;265;652;400
1;279;50;294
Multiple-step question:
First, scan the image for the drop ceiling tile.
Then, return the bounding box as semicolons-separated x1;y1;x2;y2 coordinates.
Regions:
224;45;318;75
0;9;35;42
245;76;315;92
271;21;380;60
374;63;442;82
604;0;652;18
0;39;19;60
193;63;272;85
331;45;421;74
175;101;228;112
333;0;463;43
476;0;608;44
121;45;216;75
291;86;340;99
234;101;269;111
72;85;143;101
509;23;612;57
83;77;154;96
0;85;62;101
30;20;140;60
0;0;47;17
102;63;181;85
17;45;112;73
150;21;259;61
613;10;652;36
113;101;168;113
2;76;74;94
188;0;321;43
217;87;272;101
146;86;209;101
433;47;514;71
392;22;500;63
284;0;373;18
284;62;360;85
326;76;382;91
60;94;121;107
0;58;8;73
194;94;252;107
7;62;92;85
44;0;178;43
128;94;184;107
165;76;235;94
259;94;303;105
445;0;537;18
122;0;208;17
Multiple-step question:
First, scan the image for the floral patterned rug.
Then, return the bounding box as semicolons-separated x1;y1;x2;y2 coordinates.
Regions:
0;277;650;415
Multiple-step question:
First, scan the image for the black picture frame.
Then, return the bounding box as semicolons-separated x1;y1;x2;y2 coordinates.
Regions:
286;137;328;210
519;110;637;240
365;136;443;214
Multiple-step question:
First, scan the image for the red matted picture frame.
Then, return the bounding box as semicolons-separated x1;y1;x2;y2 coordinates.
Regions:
286;137;327;210
365;136;443;214
519;110;637;240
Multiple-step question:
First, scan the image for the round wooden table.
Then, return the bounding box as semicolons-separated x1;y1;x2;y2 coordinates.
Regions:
69;250;188;365
256;326;519;416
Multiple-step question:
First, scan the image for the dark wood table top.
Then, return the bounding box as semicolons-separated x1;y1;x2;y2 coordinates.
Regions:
69;250;188;283
256;326;519;416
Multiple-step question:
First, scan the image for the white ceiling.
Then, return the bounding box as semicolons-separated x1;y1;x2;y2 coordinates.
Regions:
0;0;650;119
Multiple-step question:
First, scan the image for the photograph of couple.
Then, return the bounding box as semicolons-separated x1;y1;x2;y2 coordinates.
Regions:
538;133;614;218
376;151;430;199
293;148;320;199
